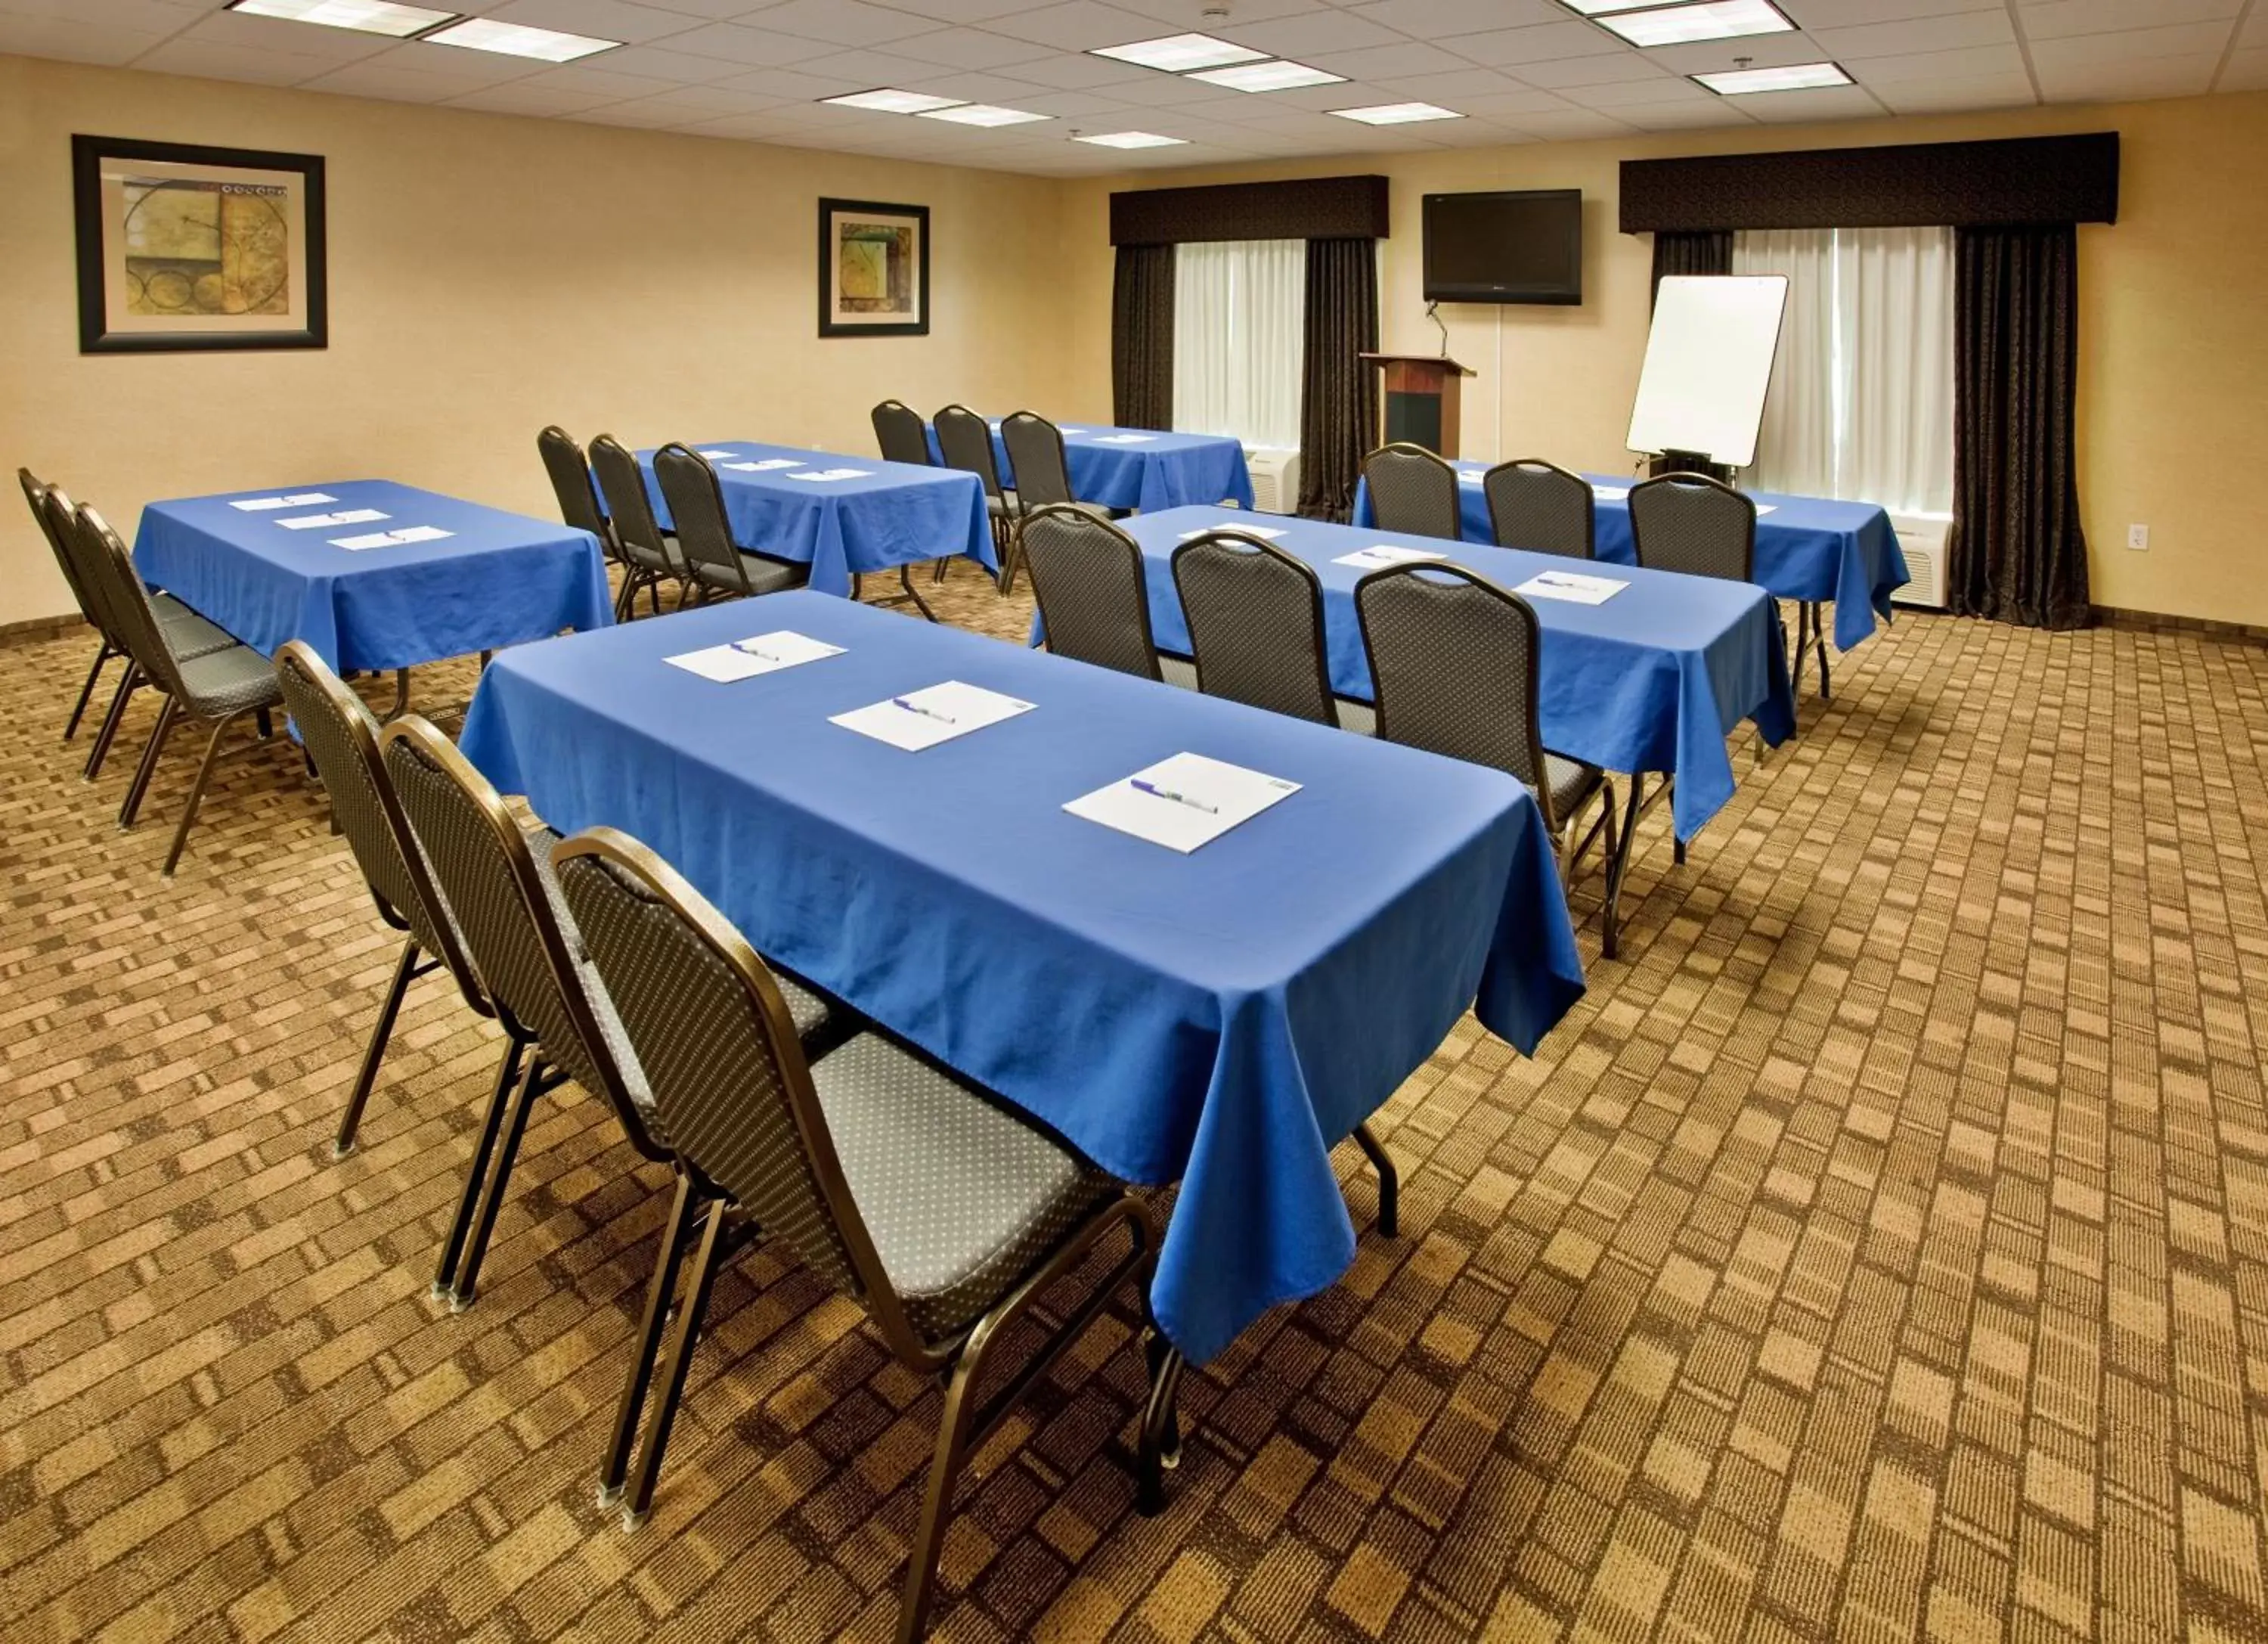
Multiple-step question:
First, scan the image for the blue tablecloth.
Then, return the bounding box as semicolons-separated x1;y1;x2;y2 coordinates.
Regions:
459;593;1585;1363
638;442;992;598
1351;468;1908;653
133;480;612;673
1096;507;1796;843
926;421;1256;513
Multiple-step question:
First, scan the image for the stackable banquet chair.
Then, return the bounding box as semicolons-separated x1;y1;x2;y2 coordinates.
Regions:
589;434;692;616
997;412;1110;595
550;825;1181;1642
1483;459;1595;560
78;507;281;876
539;426;651;622
1018;505;1163;682
274;643;495;1155
933;403;1014;582
1171;529;1339;728
30;478;232;768
1360;442;1462;541
1354;561;1625;957
870;399;932;467
652;443;810;606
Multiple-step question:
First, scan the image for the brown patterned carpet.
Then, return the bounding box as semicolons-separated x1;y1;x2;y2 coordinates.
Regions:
3;572;2267;1644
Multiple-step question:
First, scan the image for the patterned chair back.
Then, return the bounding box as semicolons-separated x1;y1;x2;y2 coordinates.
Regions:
1484;460;1593;560
871;401;931;467
1001;412;1074;508
1171;531;1336;726
589;435;677;575
1628;472;1757;582
538;427;618;560
1021;507;1160;681
653;444;748;594
1361;443;1461;541
934;405;1005;501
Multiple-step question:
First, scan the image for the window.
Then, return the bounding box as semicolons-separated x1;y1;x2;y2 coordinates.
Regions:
1732;226;1954;516
1172;240;1305;451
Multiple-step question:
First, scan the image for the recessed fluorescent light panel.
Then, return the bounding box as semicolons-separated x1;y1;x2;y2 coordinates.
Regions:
1331;102;1463;125
225;0;457;35
1090;33;1269;72
1591;0;1796;48
916;104;1051;126
422;18;618;61
1189;59;1346;92
1075;131;1189;148
1695;61;1852;95
823;88;968;113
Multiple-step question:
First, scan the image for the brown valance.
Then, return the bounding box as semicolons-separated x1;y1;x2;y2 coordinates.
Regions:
1619;134;2119;235
1111;175;1390;247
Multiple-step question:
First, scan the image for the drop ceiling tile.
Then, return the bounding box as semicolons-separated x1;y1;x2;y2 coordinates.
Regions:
578;42;772;80
1445;20;1634;69
1841;43;2028;82
1364;67;1553;101
1305;40;1470;79
1734;83;1887;122
1785;0;2000;23
1495;108;1639;138
1640;34;1837;76
708;64;878;98
442;79;628;114
2027;20;2235;66
2220;46;2268;87
480;0;711;45
1214;12;1405;54
0;16;164;64
1347;0;1568;36
1804;10;2016;57
619;0;778;17
881;26;1062;70
1615;100;1758;130
2034;50;2223;98
1870;69;2037;110
0;0;197;26
895;68;1069;102
2019;0;2242;40
513;61;685;96
1516;54;1682;89
743;0;951;47
975;0;1188;53
1105;0;1337;25
984;50;1154;89
1563;76;1718;108
641;20;855;67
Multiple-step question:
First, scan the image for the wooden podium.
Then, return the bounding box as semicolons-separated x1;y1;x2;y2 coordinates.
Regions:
1360;352;1476;458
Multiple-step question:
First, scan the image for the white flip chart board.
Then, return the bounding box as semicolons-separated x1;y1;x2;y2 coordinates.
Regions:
1625;275;1789;469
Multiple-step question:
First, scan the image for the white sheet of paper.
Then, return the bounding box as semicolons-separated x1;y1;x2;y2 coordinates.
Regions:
330;532;401;551
1591;485;1631;501
732;458;805;472
789;468;871;482
234;492;337;511
330;525;454;551
1065;752;1301;855
831;681;1033;751
1517;570;1629;606
1336;544;1448;571
1756;504;1777;516
698;449;739;459
1061;428;1088;436
1093;434;1157;445
1181;526;1285;541
668;630;845;683
390;525;452;544
278;509;387;530
1458;469;1485;485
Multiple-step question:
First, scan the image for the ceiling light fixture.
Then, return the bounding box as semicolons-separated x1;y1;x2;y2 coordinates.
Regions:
1188;59;1346;92
916;104;1052;126
1089;33;1269;73
1694;61;1854;95
421;18;618;61
1330;102;1463;125
1074;130;1190;148
225;0;457;36
1582;0;1796;48
822;88;969;113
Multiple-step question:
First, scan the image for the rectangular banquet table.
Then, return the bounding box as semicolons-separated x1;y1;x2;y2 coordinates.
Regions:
637;442;993;597
133;480;612;674
1351;467;1908;653
1106;507;1796;845
458;593;1585;1363
927;420;1256;513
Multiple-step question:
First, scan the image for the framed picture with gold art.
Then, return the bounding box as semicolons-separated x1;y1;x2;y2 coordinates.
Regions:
817;197;929;338
71;135;327;355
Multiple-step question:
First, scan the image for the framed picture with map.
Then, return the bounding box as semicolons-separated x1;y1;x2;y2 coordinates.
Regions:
817;197;928;338
71;135;327;355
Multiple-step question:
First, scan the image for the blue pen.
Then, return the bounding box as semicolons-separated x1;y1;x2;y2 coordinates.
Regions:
893;696;958;724
1132;778;1218;814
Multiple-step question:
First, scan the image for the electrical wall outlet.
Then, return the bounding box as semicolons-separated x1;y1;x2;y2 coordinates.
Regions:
2127;523;2150;551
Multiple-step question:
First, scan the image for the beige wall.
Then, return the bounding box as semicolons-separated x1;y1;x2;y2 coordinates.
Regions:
0;53;1077;628
1057;92;2268;629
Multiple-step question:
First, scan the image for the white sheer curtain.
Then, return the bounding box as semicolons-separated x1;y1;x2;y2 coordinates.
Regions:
1733;225;1954;516
1172;239;1305;450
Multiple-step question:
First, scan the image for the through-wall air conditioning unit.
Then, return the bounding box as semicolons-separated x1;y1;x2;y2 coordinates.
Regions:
1244;447;1300;514
1889;513;1950;609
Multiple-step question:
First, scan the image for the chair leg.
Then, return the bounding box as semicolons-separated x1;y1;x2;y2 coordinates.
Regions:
1601;775;1647;963
333;936;422;1159
386;670;411;721
63;644;115;742
448;1050;546;1309
931;554;951;585
118;695;181;829
162;711;252;877
1811;603;1832;699
433;1033;528;1299
603;1173;701;1505
1137;1273;1184;1518
83;664;143;782
896;1349;988;1644
1351;1122;1399;1238
255;707;273;740
624;1195;730;1524
896;563;937;623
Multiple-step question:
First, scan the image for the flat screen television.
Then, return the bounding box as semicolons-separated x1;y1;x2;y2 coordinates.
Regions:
1422;189;1584;306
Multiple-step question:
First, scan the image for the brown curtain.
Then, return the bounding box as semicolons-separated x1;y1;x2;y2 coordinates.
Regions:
1650;230;1733;306
1111;244;1175;430
1947;225;2091;628
1298;237;1378;520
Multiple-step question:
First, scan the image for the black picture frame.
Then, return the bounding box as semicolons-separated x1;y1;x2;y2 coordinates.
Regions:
71;134;328;355
817;197;930;339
